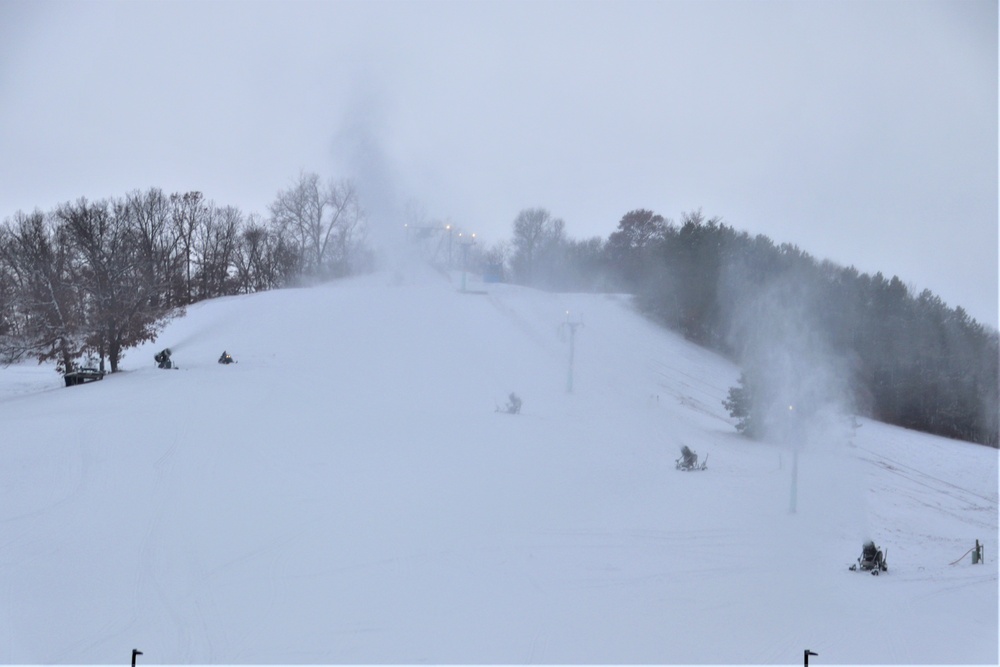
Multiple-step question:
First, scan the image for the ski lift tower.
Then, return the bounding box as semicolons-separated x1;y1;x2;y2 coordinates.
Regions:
562;310;583;393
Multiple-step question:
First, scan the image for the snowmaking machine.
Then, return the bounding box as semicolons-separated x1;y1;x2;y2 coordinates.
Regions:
154;348;176;369
849;540;888;575
495;392;522;414
675;445;708;471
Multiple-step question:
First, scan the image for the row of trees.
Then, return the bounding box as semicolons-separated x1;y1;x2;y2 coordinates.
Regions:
3;179;994;446
0;173;369;373
482;207;610;292
493;207;998;447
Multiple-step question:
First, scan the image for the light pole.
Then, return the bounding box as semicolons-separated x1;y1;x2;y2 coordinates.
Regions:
563;311;582;393
132;649;143;667
459;233;476;292
804;649;818;666
788;404;799;514
446;224;453;269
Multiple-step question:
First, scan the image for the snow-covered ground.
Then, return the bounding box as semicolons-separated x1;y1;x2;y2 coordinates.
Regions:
1;264;996;664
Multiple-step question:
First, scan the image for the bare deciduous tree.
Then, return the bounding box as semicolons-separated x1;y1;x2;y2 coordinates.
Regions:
170;191;208;304
0;210;86;370
510;207;565;286
126;188;181;308
269;172;365;279
57;197;176;372
193;204;241;299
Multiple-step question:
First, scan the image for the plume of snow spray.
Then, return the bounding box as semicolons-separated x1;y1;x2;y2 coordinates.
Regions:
329;78;421;277
724;260;868;537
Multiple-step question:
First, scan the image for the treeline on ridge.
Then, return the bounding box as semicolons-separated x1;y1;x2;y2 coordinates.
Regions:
495;207;998;448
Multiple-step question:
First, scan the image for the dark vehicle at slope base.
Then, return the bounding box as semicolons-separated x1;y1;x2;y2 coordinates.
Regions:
64;367;105;387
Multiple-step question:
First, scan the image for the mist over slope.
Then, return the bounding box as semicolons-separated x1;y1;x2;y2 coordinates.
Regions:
0;266;996;664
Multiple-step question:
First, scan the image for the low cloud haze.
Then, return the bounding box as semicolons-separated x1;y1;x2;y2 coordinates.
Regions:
1;0;995;325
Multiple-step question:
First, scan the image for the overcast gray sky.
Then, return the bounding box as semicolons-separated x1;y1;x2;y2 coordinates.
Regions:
1;0;996;326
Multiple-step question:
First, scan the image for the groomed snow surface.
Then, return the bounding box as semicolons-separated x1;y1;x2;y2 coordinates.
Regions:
1;265;996;665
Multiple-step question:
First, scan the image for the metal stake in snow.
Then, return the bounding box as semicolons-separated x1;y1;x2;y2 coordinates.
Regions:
132;649;143;667
563;311;583;393
804;649;818;666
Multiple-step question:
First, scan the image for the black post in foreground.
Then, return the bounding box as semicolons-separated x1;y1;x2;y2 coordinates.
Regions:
804;649;818;666
132;649;143;667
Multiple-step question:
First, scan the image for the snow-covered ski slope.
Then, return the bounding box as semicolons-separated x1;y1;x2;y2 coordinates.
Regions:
1;264;996;665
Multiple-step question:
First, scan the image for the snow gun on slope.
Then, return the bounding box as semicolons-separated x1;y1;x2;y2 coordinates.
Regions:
849;540;888;575
675;445;707;471
154;348;176;369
